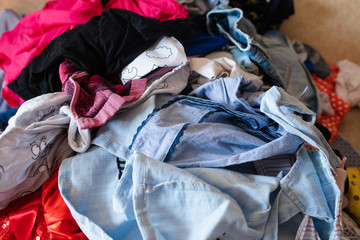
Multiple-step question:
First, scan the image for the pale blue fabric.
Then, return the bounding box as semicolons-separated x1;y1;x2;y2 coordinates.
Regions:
58;141;341;239
260;86;341;239
189;76;264;111
130;78;304;168
58;83;341;239
59;148;281;240
261;30;320;116
59;146;143;240
92;94;174;157
260;86;339;170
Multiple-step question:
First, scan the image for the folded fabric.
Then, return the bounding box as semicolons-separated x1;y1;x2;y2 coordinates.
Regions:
206;5;321;116
0;92;91;209
60;60;147;129
130;77;304;168
58;148;281;239
60;46;189;130
8;8;195;103
58;135;342;239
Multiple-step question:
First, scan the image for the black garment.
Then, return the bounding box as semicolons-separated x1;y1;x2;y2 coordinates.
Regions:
8;8;195;100
315;122;332;142
229;0;294;34
101;0;110;6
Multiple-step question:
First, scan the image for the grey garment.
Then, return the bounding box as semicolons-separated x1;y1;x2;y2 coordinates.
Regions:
261;30;321;116
292;39;331;79
0;9;23;113
304;43;331;79
292;39;308;63
176;0;229;16
0;9;23;34
0;92;91;210
330;134;360;168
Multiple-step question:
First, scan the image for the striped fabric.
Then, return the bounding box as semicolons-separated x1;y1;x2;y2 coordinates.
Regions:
254;154;296;176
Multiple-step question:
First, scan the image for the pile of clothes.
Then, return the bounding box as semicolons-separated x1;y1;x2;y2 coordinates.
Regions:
0;0;358;239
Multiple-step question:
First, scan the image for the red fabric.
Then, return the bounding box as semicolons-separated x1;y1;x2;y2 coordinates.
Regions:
42;168;87;240
104;0;189;21
0;189;50;240
9;190;43;240
314;65;351;142
0;0;189;108
0;168;87;240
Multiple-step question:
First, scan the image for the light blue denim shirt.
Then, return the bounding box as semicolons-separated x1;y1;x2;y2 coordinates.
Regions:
260;86;341;240
59;137;341;239
59;147;283;240
58;81;342;239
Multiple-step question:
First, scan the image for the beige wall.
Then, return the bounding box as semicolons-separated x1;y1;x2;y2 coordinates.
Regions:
280;0;360;66
0;0;48;15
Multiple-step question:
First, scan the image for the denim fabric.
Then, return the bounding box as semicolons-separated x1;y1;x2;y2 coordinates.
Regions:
261;30;320;116
92;94;175;154
260;86;339;170
58;85;343;239
130;79;304;168
189;76;264;111
206;5;284;89
206;5;321;116
230;47;260;75
59;146;142;240
59;141;341;239
59;147;281;240
260;86;341;239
